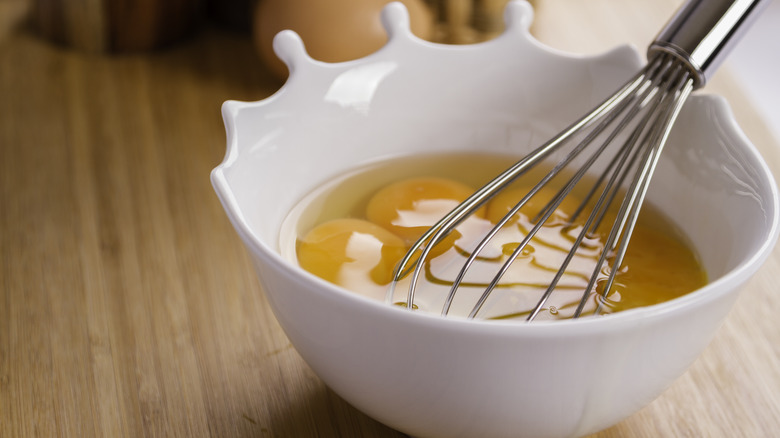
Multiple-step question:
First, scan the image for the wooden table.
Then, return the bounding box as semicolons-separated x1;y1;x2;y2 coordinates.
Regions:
2;0;779;436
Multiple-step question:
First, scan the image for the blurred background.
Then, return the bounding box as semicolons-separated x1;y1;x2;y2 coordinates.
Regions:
15;0;778;137
728;0;780;140
14;0;528;86
25;0;516;59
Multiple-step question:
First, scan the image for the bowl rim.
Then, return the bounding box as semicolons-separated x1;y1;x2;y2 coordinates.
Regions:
212;93;780;333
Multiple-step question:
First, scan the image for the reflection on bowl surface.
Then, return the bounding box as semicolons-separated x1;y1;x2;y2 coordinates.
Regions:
211;2;779;437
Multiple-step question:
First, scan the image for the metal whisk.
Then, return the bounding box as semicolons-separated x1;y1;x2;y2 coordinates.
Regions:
390;0;768;321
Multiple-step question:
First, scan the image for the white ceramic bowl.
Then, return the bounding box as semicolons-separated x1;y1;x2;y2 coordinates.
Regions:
211;2;779;437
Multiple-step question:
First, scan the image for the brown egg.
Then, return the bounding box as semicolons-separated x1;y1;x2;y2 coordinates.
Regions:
254;0;433;79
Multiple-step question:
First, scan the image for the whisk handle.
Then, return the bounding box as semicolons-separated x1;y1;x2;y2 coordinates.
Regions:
649;0;769;89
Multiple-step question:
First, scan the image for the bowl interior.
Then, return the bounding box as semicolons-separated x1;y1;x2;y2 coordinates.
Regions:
214;42;777;301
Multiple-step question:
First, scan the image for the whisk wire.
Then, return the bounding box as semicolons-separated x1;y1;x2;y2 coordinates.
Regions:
395;53;697;318
453;54;679;319
541;55;673;229
441;70;658;316
464;72;663;319
393;56;666;309
588;63;695;316
422;52;693;320
581;55;683;240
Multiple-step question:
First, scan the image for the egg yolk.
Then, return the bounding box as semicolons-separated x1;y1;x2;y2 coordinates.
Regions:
365;176;485;256
603;222;706;311
297;218;407;287
486;185;585;225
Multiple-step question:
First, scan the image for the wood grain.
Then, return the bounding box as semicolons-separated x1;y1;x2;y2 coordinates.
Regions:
1;0;779;436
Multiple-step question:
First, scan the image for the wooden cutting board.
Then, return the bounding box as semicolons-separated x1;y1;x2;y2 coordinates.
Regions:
1;0;778;436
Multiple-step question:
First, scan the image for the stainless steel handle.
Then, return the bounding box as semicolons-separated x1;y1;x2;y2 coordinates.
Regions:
648;0;770;89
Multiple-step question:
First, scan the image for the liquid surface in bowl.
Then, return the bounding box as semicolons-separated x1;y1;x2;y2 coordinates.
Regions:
281;152;707;320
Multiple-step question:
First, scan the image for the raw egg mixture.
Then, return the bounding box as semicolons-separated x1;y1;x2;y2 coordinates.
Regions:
281;153;707;320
